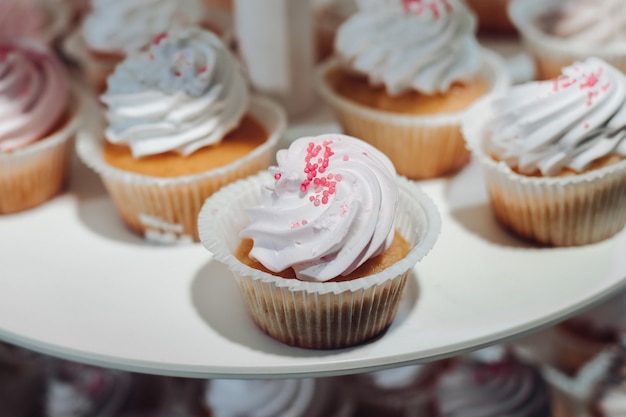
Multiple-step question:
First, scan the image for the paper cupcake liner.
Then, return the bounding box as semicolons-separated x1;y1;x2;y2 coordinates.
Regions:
463;97;626;247
509;0;626;80
316;49;510;179
198;172;441;349
0;93;82;214
76;96;286;243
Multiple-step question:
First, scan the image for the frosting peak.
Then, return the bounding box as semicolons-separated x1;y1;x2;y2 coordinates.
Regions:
487;58;626;176
0;39;68;152
335;0;481;95
240;134;397;282
101;28;248;158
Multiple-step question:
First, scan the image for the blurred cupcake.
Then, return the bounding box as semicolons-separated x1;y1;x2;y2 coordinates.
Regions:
436;346;554;416
465;0;516;35
313;0;357;62
198;133;441;349
339;361;450;417
0;0;72;47
462;57;626;246
203;378;352;417
64;0;230;93
0;342;47;417
316;0;509;179
46;359;131;417
510;0;626;80
0;38;81;214
76;28;285;243
551;291;626;376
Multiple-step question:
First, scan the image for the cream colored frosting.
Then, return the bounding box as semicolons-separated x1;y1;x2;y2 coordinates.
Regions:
82;0;205;54
549;0;626;46
206;379;315;417
240;134;397;282
0;39;69;152
101;28;248;158
335;0;481;95
488;58;626;176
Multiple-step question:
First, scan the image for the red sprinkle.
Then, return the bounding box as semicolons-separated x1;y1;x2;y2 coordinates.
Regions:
274;173;282;180
153;32;167;45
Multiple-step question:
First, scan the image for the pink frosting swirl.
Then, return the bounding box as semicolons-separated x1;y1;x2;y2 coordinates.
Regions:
0;39;68;152
240;134;397;282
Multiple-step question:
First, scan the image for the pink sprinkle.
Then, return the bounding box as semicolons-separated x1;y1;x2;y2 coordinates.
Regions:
198;66;207;74
322;196;329;204
302;220;308;225
602;82;611;92
314;199;321;207
300;184;308;193
583;122;590;129
309;196;315;202
335;174;343;181
154;32;167;45
174;71;181;77
291;222;300;229
274;173;282;180
343;155;349;161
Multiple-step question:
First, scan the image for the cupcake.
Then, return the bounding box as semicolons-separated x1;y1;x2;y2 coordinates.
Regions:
0;38;81;214
77;27;286;243
465;0;516;35
316;0;509;179
46;359;131;417
0;342;47;417
64;0;229;93
198;133;441;349
0;0;72;47
550;291;626;376
436;346;555;417
510;0;626;81
203;378;353;417
339;361;450;417
462;57;626;246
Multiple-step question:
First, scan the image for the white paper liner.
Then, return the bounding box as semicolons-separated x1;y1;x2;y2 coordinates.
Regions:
315;48;510;179
509;0;626;80
198;171;441;348
462;96;626;246
0;90;83;214
76;96;286;242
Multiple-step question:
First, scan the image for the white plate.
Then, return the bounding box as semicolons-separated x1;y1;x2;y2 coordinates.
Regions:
1;110;625;378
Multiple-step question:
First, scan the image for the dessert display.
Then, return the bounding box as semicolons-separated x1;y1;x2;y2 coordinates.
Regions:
510;0;626;80
203;378;353;417
0;38;81;214
64;0;229;93
76;27;285;242
463;57;626;246
316;0;509;179
436;347;556;416
198;133;441;348
338;361;450;417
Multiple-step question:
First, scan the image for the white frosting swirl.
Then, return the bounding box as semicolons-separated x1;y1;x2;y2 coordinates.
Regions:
370;365;428;389
206;379;315;417
335;0;481;95
488;58;626;176
549;0;626;47
101;28;248;158
82;0;205;54
437;353;552;417
240;134;397;282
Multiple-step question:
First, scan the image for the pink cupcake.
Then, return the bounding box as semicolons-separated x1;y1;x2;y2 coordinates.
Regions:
0;38;82;214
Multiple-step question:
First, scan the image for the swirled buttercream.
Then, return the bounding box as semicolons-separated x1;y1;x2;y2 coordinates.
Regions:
82;0;205;54
240;134;397;282
437;350;552;417
487;58;626;176
101;28;248;158
0;39;68;152
335;0;481;95
547;0;626;46
206;379;315;417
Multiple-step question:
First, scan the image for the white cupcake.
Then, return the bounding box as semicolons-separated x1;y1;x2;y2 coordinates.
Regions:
463;57;626;246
